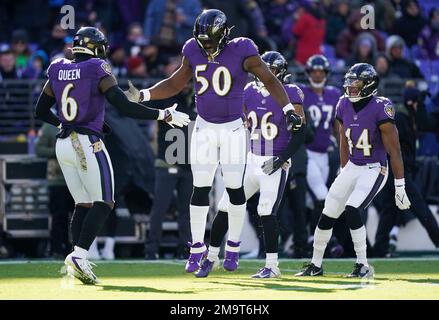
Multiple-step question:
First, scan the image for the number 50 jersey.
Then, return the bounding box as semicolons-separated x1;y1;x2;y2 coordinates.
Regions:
245;81;304;157
182;37;259;124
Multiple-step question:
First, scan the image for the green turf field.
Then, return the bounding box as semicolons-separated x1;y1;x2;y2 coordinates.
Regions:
0;258;438;299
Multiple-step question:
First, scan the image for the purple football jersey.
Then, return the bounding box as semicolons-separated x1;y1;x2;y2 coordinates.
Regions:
47;57;112;134
182;37;259;123
245;81;304;156
300;85;341;153
336;95;395;166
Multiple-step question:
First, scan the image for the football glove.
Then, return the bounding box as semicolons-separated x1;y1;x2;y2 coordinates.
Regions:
261;156;286;175
394;179;411;210
285;110;303;131
162;103;190;128
124;80;141;102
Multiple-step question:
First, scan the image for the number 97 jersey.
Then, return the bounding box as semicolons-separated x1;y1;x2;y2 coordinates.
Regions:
245;81;304;157
300;85;341;153
336;95;396;166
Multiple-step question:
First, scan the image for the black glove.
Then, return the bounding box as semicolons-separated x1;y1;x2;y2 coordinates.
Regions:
261;156;285;175
286;110;303;131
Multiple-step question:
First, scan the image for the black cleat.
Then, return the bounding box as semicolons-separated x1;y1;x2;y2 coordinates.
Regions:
347;263;374;278
295;263;323;276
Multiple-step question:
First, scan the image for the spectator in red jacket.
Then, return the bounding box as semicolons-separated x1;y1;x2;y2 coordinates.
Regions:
336;9;385;59
292;0;326;65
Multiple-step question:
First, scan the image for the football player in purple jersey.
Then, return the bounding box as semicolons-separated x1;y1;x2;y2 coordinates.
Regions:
195;51;305;278
35;27;190;284
296;63;411;278
126;9;304;273
300;55;341;234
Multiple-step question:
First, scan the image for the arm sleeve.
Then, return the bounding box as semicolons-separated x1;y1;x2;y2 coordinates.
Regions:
280;124;305;161
34;92;61;127
104;85;160;120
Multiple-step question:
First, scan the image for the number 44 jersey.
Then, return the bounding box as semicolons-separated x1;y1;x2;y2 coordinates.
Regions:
299;85;341;153
335;95;396;166
47;57;112;135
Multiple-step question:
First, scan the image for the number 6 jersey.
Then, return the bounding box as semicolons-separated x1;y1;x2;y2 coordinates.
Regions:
47;57;112;135
182;37;259;124
336;95;395;166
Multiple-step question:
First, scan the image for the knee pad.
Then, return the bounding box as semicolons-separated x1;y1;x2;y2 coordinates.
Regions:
317;214;337;230
344;205;364;230
190;186;211;206
226;187;246;205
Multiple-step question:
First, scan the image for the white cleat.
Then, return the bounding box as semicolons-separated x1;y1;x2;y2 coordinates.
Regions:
251;266;281;279
64;252;100;285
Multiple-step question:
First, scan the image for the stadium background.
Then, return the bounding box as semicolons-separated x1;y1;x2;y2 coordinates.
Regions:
0;0;438;261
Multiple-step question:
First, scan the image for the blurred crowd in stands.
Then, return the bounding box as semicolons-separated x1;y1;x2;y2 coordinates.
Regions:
0;0;438;82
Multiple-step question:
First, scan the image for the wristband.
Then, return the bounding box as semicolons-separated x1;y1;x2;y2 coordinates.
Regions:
140;89;151;102
394;178;405;187
157;109;165;120
282;103;295;114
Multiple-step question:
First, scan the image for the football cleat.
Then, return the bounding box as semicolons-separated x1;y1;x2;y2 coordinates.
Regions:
223;240;240;271
64;252;99;285
251;267;281;279
295;263;323;277
194;258;220;278
185;242;207;273
347;263;374;278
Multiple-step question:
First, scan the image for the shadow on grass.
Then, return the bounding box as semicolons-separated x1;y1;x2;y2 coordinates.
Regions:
99;285;195;295
401;278;439;285
207;279;366;293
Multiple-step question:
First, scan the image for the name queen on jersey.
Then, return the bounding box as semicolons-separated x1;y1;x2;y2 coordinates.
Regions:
245;81;304;157
182;37;259;123
47;57;111;135
336;95;395;165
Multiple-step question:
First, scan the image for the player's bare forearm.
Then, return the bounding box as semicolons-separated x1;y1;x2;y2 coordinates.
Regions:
338;122;349;168
148;57;193;100
380;122;404;179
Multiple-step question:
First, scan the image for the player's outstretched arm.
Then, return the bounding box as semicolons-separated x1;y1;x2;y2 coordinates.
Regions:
34;80;61;128
380;122;411;210
338;121;349;168
126;57;193;103
243;55;304;130
100;75;189;127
